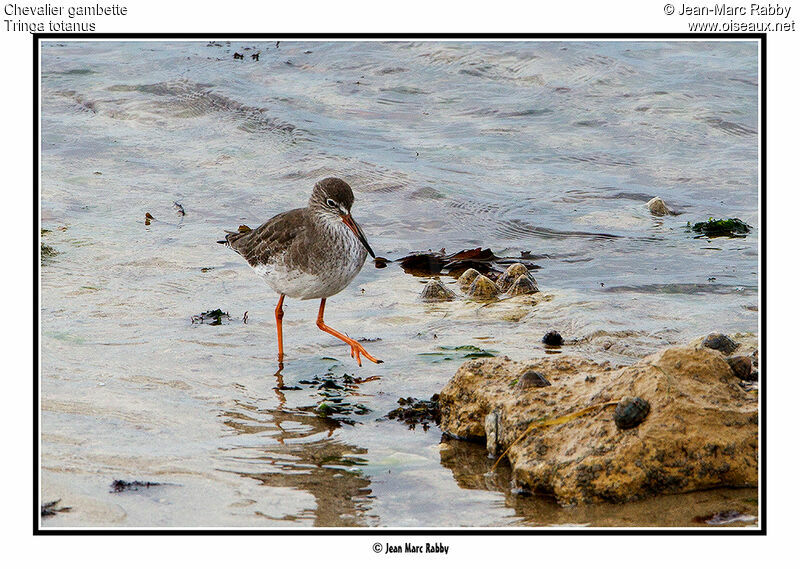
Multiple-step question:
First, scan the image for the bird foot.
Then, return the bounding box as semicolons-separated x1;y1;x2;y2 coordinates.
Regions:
347;340;382;366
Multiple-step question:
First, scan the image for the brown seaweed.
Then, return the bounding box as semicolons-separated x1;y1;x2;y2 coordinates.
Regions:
110;480;163;493
41;499;71;517
397;247;540;277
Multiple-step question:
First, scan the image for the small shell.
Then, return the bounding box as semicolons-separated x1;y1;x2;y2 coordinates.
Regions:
507;274;539;296
420;278;456;302
646;196;672;216
702;333;739;354
467;275;499;300
496;263;530;292
614;396;651;430
457;268;480;291
516;369;551;388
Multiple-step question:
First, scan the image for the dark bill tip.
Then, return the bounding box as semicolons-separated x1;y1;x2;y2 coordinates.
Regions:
342;214;376;259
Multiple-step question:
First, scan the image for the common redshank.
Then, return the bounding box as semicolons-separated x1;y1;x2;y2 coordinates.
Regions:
219;177;382;366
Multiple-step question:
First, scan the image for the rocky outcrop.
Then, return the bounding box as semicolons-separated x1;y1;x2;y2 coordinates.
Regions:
439;341;758;505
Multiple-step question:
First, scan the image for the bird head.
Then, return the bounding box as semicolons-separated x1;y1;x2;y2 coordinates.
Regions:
310;177;375;258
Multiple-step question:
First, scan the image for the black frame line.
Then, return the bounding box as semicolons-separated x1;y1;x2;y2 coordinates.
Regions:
33;32;767;536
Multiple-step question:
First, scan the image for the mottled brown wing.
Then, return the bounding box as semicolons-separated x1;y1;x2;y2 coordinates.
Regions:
220;208;308;268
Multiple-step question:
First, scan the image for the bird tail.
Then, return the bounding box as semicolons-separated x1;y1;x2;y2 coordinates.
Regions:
218;225;253;248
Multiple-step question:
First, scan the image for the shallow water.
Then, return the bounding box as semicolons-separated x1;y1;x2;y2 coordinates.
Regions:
40;40;759;527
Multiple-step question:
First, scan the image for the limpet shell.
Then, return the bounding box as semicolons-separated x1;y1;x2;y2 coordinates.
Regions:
702;333;739;354
420;278;456;302
614;396;651;430
467;275;499;300
507;274;539;296
516;369;551;389
457;268;480;292
496;263;530;292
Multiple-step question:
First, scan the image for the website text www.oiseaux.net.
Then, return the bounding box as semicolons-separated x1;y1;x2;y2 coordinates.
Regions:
688;19;794;31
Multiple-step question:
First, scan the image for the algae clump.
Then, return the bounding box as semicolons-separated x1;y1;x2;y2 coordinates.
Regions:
690;217;751;238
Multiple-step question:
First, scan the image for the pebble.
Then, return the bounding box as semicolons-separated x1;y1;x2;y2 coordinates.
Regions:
542;330;563;346
646;196;672;216
726;355;752;381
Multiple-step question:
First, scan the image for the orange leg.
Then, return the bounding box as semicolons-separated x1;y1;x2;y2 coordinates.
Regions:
316;298;383;366
275;294;285;362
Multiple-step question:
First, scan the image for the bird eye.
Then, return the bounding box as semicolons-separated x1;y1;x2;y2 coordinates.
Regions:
326;199;337;208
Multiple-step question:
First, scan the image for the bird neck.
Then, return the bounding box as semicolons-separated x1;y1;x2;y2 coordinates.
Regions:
310;209;347;235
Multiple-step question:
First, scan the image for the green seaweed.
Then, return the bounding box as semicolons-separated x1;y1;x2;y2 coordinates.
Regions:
461;350;497;359
419;344;496;363
292;371;374;424
314;401;370;419
191;308;230;325
689;217;751;238
384;395;441;431
440;345;497;358
417;353;454;362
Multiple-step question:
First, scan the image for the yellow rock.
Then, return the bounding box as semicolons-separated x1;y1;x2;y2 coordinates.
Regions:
439;341;758;505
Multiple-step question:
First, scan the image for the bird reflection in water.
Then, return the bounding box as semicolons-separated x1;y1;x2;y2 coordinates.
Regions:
218;364;378;526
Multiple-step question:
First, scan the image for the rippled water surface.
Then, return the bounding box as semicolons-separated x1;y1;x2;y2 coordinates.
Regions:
40;40;759;527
